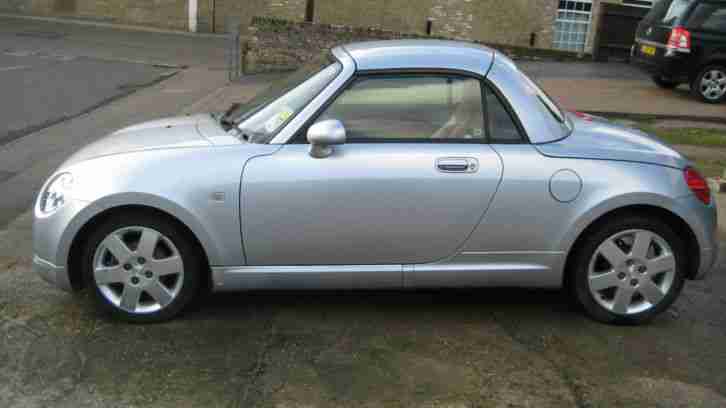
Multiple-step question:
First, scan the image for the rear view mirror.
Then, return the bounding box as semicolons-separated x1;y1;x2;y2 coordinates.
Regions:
307;119;346;158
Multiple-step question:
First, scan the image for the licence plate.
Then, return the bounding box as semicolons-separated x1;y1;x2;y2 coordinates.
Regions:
641;45;656;56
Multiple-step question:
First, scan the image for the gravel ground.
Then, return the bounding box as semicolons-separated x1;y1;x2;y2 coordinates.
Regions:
1;194;725;407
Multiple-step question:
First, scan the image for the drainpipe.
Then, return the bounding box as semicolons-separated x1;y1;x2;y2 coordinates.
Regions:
189;0;198;33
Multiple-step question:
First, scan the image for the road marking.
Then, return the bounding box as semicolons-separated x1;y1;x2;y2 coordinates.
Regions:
0;65;30;72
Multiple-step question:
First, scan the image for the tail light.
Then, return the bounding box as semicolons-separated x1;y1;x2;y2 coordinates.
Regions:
684;167;711;205
667;27;691;52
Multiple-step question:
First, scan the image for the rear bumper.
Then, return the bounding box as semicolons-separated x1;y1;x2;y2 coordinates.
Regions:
679;194;719;280
631;41;692;81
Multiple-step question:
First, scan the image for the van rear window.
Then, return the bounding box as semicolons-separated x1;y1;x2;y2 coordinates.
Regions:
645;0;694;26
688;3;726;31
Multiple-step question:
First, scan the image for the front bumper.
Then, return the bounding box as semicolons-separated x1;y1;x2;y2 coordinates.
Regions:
32;254;72;291
33;197;93;292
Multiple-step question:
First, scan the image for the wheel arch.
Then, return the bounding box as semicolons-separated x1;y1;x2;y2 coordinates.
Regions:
690;59;726;83
563;204;700;289
66;204;212;291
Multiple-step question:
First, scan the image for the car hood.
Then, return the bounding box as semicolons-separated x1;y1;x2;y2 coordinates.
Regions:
534;114;688;169
63;114;233;166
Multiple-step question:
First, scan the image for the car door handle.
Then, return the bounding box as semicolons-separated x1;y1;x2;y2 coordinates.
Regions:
436;157;478;173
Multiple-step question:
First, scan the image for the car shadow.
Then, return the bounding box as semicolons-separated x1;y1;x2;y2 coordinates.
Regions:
184;287;578;322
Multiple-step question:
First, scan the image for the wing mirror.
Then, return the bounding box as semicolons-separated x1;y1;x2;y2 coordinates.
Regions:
307;119;346;158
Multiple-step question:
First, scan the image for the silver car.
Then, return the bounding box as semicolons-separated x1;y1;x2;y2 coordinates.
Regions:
33;40;718;324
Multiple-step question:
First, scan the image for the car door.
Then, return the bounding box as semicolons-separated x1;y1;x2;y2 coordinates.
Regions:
241;73;503;267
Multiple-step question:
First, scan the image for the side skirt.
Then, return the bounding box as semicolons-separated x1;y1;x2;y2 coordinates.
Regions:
211;252;565;291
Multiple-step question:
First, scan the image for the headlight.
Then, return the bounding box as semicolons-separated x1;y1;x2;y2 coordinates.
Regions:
39;173;74;214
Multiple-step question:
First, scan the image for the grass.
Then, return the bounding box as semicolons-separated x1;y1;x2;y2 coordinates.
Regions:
606;117;726;177
689;158;726;178
636;126;726;148
642;126;726;177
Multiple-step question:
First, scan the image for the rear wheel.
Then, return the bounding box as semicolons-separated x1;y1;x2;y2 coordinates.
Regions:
691;65;726;104
82;211;203;323
651;75;679;89
570;216;686;325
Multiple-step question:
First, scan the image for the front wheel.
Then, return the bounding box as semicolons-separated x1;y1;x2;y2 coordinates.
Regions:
691;65;726;104
82;211;203;323
570;216;686;325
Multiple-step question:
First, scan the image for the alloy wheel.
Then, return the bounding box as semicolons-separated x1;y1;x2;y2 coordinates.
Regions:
92;226;184;314
700;69;726;101
587;229;676;315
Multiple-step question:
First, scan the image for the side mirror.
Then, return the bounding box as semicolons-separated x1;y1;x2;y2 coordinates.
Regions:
307;119;346;158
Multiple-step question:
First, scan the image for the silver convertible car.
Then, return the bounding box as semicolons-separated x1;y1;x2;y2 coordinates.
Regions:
33;40;717;324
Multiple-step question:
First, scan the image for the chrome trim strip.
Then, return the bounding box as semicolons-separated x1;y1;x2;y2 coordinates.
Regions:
269;46;356;144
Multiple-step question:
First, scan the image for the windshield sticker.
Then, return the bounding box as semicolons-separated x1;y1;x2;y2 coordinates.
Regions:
264;106;294;133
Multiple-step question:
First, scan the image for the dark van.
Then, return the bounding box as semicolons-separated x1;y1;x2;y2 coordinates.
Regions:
632;0;726;103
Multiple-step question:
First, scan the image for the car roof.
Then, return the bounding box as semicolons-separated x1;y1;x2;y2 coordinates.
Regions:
341;40;495;74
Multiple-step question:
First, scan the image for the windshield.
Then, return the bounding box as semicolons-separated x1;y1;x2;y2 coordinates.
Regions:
229;54;342;143
518;70;573;138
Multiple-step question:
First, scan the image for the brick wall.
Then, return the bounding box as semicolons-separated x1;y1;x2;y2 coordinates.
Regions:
245;17;587;73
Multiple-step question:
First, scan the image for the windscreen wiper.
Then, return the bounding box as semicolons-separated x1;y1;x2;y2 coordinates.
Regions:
220;103;241;130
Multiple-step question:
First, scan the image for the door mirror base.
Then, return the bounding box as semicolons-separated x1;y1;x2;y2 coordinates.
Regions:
307;119;346;158
309;144;334;159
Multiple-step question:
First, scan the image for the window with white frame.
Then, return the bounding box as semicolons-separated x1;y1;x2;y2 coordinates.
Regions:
553;0;593;52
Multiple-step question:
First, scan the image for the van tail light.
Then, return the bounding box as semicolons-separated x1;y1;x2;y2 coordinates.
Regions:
667;26;691;52
684;167;711;205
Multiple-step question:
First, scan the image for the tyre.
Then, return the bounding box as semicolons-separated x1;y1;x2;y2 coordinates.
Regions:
651;75;679;89
570;215;686;325
81;211;203;323
691;65;726;104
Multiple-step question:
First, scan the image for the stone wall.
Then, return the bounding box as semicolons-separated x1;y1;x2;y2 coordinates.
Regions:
75;0;189;29
245;17;586;73
1;0;190;30
211;0;306;33
313;0;559;49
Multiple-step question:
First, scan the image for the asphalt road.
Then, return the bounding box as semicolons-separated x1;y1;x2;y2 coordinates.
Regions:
1;50;169;146
519;60;649;81
0;17;228;229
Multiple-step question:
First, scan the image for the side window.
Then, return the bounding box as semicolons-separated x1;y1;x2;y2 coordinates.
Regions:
483;85;524;143
317;74;485;142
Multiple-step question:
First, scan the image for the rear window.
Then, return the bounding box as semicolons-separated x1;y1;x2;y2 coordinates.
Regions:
645;0;694;26
688;3;726;31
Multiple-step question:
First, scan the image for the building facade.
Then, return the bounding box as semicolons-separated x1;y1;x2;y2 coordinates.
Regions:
0;0;661;53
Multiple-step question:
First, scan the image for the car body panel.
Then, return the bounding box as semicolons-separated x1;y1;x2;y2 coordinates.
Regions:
486;52;569;144
343;40;494;73
32;40;719;297
242;143;503;265
536;115;689;169
33;143;281;272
